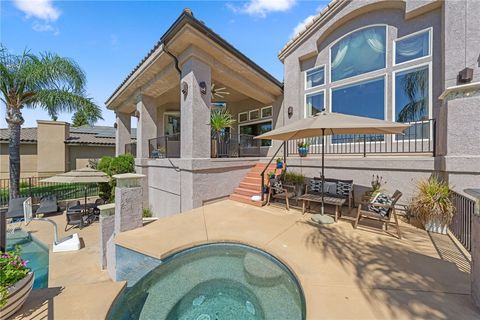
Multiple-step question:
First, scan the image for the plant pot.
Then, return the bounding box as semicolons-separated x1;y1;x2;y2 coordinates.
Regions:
298;147;308;157
1;272;34;319
425;219;448;234
276;162;283;169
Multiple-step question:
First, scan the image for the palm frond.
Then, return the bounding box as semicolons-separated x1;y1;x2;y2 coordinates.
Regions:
210;109;235;133
27;89;100;115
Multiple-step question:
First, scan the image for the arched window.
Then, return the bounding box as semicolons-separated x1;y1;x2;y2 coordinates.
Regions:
330;26;386;82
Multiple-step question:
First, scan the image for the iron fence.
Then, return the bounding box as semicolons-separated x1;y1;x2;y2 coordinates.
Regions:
0;176;99;207
124;142;137;157
287;119;435;157
148;133;181;158
449;190;476;252
213;132;264;158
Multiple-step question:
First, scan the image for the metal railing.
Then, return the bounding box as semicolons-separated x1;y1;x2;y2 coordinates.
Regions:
287;119;435;157
450;191;476;252
124;142;137;157
213;132;264;158
260;141;286;202
0;176;99;207
148;133;181;159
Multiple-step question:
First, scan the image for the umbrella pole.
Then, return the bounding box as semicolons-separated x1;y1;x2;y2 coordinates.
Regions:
311;128;334;224
84;185;87;215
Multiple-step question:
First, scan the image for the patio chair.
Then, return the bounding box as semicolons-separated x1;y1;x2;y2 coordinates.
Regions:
65;210;85;231
266;175;295;210
35;195;60;215
354;190;403;239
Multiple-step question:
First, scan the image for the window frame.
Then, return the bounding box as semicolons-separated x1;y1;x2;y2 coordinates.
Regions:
393;27;432;67
392;61;433;142
238;119;273;147
304;65;326;90
261;106;273;119
238;112;248;123
304;89;326;118
329;74;388;145
328;24;388;84
249;109;260;121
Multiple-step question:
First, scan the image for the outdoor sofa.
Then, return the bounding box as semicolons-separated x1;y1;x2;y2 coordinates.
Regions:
305;177;355;208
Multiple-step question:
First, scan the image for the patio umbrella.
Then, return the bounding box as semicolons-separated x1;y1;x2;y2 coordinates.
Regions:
41;167;109;213
255;110;410;224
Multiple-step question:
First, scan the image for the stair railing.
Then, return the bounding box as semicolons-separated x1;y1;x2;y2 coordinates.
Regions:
260;141;286;202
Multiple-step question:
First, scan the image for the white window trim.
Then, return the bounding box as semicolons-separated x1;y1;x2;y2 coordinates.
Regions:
304;89;326;118
238;119;273;147
329;75;388;145
328;24;388;84
238;112;248;123
304;64;326;90
391;61;433;142
249;109;260;121
261;106;273;119
393;27;432;67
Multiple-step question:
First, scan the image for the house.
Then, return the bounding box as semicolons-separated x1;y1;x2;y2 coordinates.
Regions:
107;1;480;218
0;120;135;179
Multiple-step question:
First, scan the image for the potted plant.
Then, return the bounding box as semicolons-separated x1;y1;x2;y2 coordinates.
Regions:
276;158;284;169
0;247;34;318
410;176;455;234
364;175;386;201
210;109;236;158
284;171;306;196
297;141;310;157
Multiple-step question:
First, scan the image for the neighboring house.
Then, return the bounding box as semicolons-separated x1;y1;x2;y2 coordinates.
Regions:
0;120;136;179
107;1;480;218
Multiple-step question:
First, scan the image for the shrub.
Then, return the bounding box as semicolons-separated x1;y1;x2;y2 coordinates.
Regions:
283;172;305;186
0;247;29;308
97;154;135;202
97;156;113;176
143;208;153;218
410;176;455;226
109;154;134;176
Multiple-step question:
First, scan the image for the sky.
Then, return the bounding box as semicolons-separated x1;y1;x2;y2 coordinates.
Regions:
0;0;328;128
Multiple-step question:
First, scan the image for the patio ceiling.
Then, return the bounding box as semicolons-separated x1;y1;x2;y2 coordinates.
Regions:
107;10;282;113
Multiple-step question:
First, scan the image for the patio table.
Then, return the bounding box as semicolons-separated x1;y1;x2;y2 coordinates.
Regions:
297;194;346;222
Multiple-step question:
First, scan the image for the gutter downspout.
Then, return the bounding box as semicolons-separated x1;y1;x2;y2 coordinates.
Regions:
163;45;181;75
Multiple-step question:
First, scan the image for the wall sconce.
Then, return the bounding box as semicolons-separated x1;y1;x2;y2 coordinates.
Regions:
114;122;117;129
181;81;188;98
288;106;293;118
458;67;473;84
134;110;140;119
199;81;207;95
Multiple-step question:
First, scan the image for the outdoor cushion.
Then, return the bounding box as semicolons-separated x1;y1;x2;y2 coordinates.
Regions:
309;179;322;192
36;195;59;215
368;193;393;217
336;181;353;196
7;197;29;219
270;177;283;194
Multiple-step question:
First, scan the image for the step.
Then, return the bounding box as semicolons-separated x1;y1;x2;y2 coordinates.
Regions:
234;187;261;197
246;172;263;178
229;193;263;207
239;182;262;191
243;176;262;184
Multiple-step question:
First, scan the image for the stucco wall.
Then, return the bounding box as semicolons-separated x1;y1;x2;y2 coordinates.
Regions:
68;145;115;171
0;143;38;179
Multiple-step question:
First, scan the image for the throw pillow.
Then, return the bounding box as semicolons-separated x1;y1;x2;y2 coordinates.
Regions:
336;181;352;196
368;193;393;217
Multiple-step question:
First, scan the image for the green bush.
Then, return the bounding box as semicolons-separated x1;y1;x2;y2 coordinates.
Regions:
143;208;153;218
97;154;135;202
109;154;134;176
283;171;305;186
97;156;113;176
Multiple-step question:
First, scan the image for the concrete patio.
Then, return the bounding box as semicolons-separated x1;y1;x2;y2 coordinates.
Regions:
116;199;478;319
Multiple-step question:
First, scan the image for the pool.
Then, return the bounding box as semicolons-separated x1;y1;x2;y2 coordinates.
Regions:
109;243;305;320
6;230;49;289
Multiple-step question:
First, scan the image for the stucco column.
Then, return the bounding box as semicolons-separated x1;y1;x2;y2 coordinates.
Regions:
136;95;157;158
115;112;131;156
180;57;211;158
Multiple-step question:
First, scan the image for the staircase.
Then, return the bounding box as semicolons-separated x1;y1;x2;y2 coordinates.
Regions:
229;162;277;207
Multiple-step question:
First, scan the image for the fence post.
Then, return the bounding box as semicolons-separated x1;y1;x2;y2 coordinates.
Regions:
28;177;32;200
363;135;367;158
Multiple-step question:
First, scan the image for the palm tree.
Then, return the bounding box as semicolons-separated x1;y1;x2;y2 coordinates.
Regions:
0;46;101;198
210;109;236;135
72;103;103;127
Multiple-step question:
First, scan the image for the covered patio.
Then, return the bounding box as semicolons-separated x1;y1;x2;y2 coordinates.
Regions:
115;199;478;319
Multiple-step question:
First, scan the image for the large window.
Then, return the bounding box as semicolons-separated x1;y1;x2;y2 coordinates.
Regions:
395;30;430;65
305;66;325;88
240;121;272;146
305;91;325;117
332;77;385;143
331;26;386;82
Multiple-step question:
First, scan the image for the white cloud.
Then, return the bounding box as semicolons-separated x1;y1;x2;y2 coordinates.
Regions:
32;21;59;35
289;4;327;39
228;0;296;18
13;0;61;22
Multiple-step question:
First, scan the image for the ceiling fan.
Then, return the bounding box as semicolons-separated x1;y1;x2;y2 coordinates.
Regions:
211;83;230;100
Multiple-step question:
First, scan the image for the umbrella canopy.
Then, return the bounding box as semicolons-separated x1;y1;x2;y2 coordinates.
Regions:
41;167;109;184
255;111;410;141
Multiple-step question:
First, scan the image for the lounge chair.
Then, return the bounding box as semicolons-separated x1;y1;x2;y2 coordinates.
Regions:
354;190;402;239
266;175;295;210
35;195;60;215
7;197;29;221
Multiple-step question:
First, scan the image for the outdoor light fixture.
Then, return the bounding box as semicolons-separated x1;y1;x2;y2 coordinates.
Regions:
134;110;140;118
181;81;188;97
199;81;207;95
114;122;117;129
458;67;473;84
288;106;293;118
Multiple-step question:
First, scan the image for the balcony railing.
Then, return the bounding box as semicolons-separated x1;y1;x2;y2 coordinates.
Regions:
450;190;476;252
148;133;181;158
212;132;266;158
124;142;136;157
287;119;436;157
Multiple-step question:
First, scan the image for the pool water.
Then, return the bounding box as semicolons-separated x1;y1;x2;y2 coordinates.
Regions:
6;230;49;289
109;243;305;320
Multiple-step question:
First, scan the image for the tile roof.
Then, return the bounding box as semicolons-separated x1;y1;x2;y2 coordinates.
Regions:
0;125;136;146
